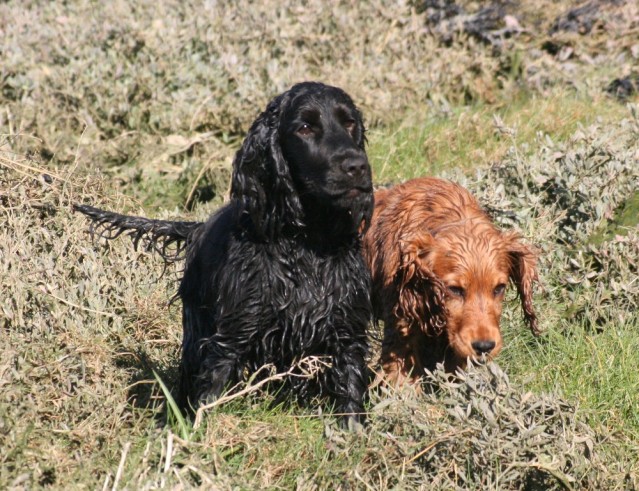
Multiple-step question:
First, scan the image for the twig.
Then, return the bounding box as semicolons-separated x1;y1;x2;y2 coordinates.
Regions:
193;357;330;428
163;432;173;474
101;473;111;491
42;286;116;318
112;442;131;491
405;429;473;464
184;158;211;210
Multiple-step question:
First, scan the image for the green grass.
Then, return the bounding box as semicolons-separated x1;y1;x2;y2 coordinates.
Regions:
368;88;628;184
590;191;639;245
501;315;639;436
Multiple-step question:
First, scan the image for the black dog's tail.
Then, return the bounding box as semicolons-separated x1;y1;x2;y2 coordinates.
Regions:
73;204;204;263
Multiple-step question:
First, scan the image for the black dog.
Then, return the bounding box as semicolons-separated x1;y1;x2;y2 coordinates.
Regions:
75;82;374;428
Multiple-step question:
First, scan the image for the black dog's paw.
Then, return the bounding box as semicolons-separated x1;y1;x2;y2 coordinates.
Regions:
338;408;366;433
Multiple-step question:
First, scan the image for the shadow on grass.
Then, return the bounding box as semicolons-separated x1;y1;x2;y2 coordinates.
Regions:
115;348;182;426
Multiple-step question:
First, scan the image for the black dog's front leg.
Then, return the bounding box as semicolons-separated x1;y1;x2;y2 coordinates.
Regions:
179;334;245;413
195;341;246;407
330;339;368;431
178;353;241;414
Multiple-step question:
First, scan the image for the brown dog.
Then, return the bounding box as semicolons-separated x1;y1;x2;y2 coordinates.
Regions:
363;177;539;386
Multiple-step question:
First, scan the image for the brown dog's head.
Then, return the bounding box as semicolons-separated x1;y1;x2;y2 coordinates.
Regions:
397;218;539;367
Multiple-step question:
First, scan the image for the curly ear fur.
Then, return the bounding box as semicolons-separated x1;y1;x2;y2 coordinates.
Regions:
394;234;447;335
230;91;304;239
504;231;540;335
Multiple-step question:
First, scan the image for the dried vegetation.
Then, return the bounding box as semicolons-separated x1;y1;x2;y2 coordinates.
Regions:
2;0;638;208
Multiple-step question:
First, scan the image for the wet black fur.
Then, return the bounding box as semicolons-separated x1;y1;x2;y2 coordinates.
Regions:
75;82;374;426
72;204;201;261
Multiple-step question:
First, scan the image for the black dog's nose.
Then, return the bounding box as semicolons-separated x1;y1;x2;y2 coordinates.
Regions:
472;340;496;356
341;156;369;179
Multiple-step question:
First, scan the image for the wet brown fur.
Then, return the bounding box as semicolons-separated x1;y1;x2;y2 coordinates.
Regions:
363;177;539;386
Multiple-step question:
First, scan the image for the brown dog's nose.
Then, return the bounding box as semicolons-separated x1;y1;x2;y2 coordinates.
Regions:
472;340;496;356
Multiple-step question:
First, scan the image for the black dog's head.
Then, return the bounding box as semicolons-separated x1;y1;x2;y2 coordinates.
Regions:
231;82;373;241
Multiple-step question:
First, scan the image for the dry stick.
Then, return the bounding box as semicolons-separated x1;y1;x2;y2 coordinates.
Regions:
42;287;116;318
185;157;228;210
405;429;473;465
354;470;376;491
184;158;210;210
193;357;331;428
0;154;67;182
101;474;111;491
112;442;131;491
163;432;174;474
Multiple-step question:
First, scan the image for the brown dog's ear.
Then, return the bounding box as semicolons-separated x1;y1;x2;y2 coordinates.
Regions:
504;232;540;335
394;233;446;335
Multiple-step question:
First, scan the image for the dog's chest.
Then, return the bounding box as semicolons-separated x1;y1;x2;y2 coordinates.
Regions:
267;245;366;311
224;239;368;323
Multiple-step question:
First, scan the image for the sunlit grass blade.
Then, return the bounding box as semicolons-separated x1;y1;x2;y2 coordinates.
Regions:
153;369;191;440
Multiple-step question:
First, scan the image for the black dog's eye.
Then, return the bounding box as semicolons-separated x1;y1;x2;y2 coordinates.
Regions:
448;286;465;298
493;284;507;297
296;123;314;137
344;119;356;133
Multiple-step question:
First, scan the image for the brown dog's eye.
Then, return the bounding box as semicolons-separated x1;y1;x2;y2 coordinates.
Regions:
297;123;314;137
493;284;506;297
448;286;465;298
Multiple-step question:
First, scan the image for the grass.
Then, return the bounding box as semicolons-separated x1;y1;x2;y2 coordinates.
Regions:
590;191;639;245
369;88;629;184
5;101;638;489
501;316;639;435
2;0;639;489
499;316;639;486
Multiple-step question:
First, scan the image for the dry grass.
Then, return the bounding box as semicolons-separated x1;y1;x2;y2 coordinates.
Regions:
2;0;639;489
2;0;637;209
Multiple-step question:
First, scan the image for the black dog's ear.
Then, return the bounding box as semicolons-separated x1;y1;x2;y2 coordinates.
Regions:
230;92;304;239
